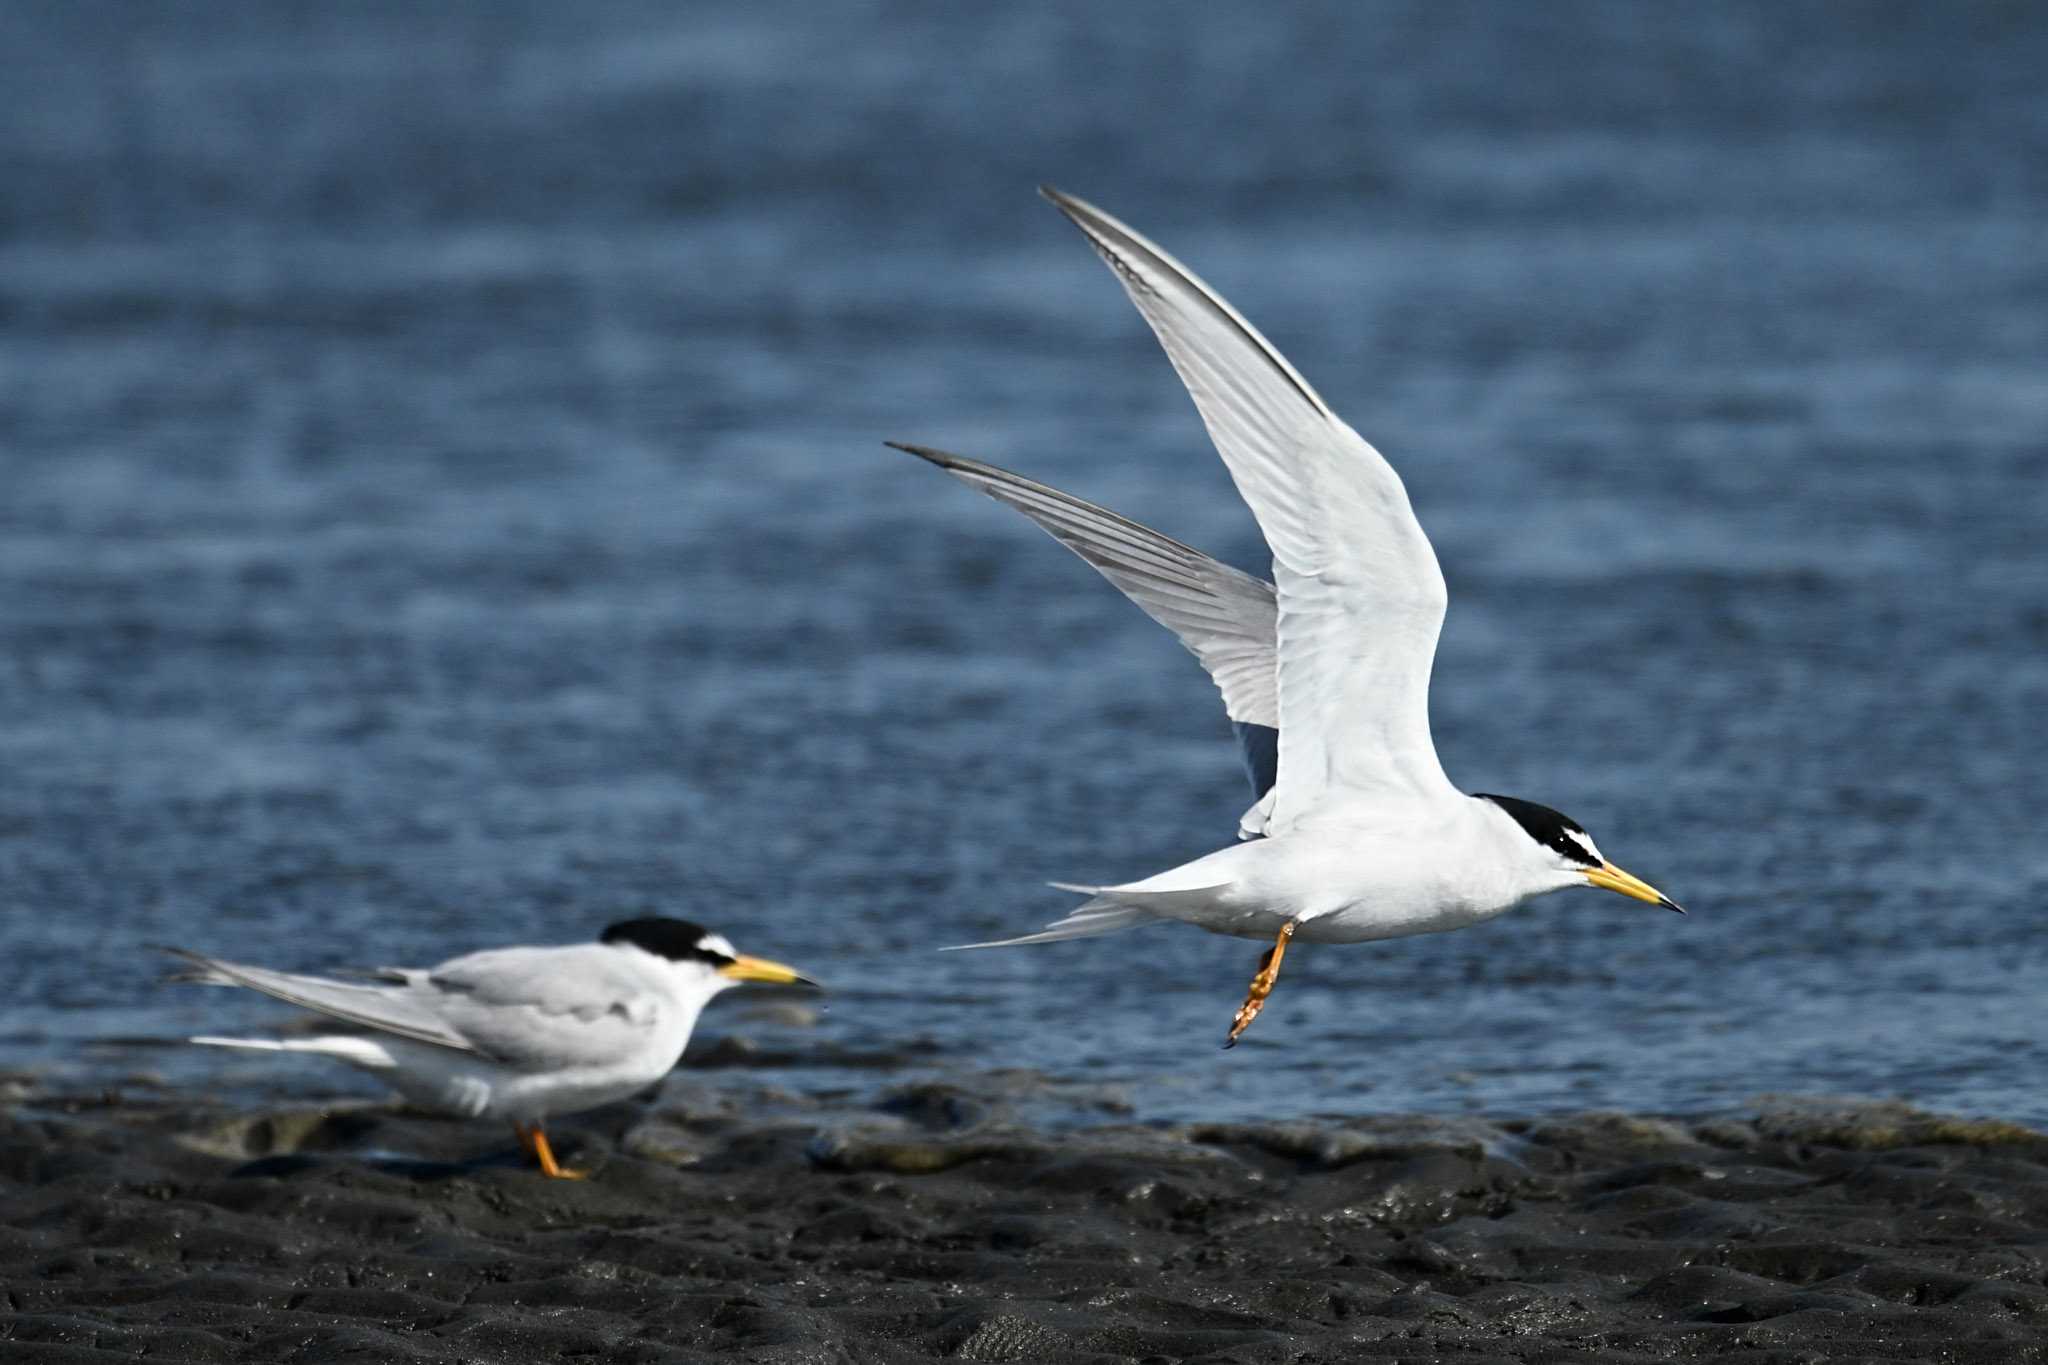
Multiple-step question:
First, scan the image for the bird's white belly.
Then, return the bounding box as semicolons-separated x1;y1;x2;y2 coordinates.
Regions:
1157;816;1524;945
1207;884;1507;944
376;1041;674;1124
1295;894;1509;944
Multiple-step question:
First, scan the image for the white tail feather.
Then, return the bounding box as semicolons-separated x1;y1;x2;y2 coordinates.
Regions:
943;881;1157;950
944;876;1241;951
942;904;1156;950
189;1035;397;1068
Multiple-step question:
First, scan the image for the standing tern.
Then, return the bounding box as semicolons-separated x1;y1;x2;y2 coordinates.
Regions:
168;918;817;1177
896;187;1682;1047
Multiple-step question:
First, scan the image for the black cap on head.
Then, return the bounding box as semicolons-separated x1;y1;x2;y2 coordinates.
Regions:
1475;794;1602;868
600;917;736;966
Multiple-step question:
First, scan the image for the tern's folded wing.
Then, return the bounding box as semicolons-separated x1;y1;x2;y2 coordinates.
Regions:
891;442;1278;728
421;944;671;1071
164;948;479;1054
1044;187;1455;824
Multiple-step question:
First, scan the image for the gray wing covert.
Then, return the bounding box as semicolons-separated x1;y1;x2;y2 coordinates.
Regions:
423;945;670;1070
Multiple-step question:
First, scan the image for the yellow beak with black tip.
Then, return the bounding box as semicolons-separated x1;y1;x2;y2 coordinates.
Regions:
717;954;822;987
1583;863;1685;914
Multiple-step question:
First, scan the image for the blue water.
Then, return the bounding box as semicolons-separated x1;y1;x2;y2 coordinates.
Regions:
3;3;2044;1126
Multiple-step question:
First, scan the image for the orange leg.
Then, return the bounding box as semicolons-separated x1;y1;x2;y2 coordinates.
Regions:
1224;920;1299;1048
514;1122;587;1179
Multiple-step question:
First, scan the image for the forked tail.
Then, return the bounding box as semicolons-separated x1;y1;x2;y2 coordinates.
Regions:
942;882;1158;949
943;878;1238;949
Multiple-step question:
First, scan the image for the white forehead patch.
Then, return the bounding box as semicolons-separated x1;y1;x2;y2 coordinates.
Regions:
699;932;738;959
1563;828;1602;864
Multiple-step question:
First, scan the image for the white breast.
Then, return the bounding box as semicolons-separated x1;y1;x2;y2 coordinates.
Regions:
1248;801;1542;944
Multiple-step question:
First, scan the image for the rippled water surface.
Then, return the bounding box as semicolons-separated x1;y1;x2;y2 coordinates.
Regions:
3;3;2044;1125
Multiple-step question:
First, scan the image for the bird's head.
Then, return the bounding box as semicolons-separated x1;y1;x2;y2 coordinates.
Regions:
599;917;821;999
1475;794;1685;913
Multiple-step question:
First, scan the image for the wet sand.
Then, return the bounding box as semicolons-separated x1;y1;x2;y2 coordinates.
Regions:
5;1071;2047;1364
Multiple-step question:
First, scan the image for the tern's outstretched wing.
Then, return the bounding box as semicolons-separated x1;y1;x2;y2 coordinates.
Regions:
889;443;1278;726
1043;187;1454;826
893;441;1283;821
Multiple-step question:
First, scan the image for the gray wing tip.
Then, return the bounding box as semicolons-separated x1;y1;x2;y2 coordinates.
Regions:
1039;185;1120;245
1038;184;1096;220
888;440;1015;484
884;439;965;469
1035;183;1335;422
888;441;1063;500
156;944;225;984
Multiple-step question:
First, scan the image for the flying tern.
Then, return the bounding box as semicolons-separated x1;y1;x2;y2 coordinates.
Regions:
896;187;1681;1046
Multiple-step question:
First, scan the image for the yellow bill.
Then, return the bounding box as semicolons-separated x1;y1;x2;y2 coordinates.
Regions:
717;954;821;987
1582;863;1685;913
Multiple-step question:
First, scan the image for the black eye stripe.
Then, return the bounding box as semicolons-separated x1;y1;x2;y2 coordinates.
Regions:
1474;794;1601;867
600;917;735;965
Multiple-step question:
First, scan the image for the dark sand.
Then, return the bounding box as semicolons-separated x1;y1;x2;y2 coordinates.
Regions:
5;1072;2048;1364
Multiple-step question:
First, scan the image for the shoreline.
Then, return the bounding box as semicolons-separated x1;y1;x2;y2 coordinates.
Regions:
5;1076;2047;1362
